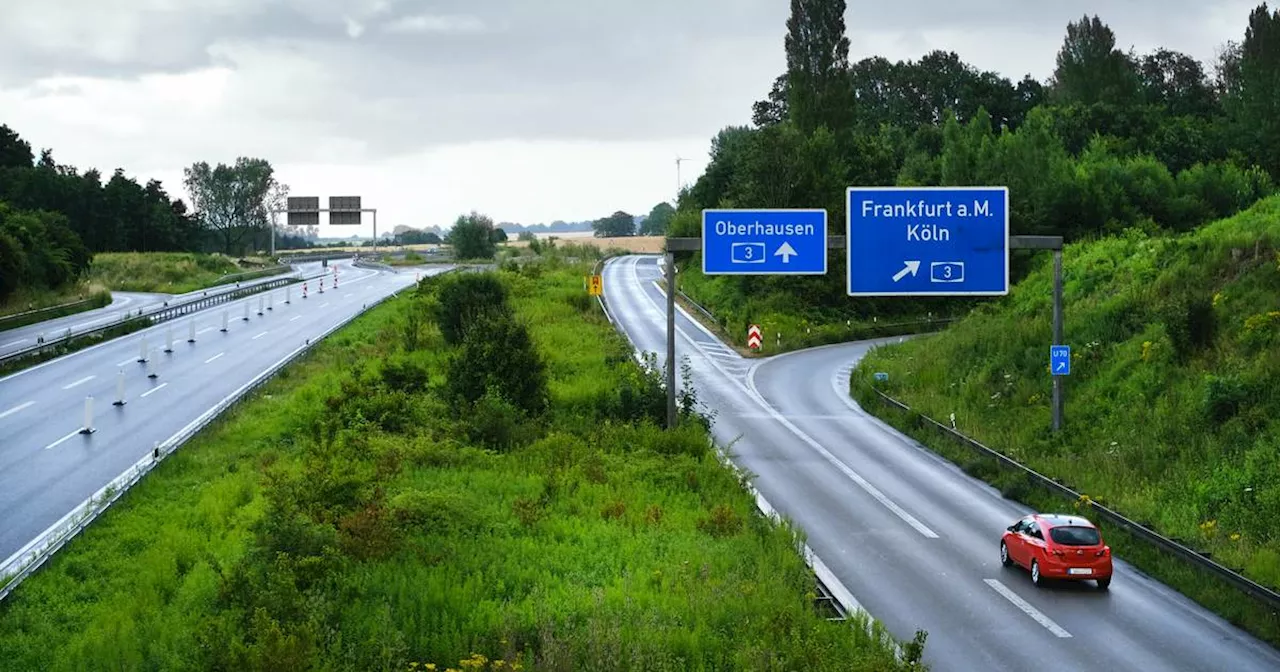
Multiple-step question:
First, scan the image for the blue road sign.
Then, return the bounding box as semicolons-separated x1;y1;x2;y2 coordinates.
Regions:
1051;345;1070;376
845;186;1009;296
702;209;827;275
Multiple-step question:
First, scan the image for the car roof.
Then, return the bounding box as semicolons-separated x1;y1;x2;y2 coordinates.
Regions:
1032;513;1096;529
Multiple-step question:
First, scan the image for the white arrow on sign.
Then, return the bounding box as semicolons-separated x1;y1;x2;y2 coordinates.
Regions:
1056;362;1067;372
774;242;797;263
892;260;921;282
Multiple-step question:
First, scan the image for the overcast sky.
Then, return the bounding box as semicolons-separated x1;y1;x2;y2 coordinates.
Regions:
0;0;1258;236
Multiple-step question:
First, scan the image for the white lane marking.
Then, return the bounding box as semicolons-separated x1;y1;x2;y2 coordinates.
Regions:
252;331;268;340
1;339;27;348
117;358;135;367
634;263;939;539
44;430;80;450
0;401;34;418
204;352;224;364
983;579;1072;638
344;293;353;298
290;315;301;322
140;383;168;398
62;375;96;390
197;327;214;335
320;302;330;308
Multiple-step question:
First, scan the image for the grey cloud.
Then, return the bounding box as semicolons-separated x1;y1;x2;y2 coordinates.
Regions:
0;0;1259;161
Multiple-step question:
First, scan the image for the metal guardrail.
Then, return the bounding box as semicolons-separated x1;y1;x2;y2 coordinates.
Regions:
0;270;328;369
0;297;102;330
353;258;396;273
866;385;1280;612
211;264;290;286
0;268;458;602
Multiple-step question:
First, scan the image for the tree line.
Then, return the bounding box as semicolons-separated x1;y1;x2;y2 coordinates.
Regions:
672;1;1280;317
0;123;322;303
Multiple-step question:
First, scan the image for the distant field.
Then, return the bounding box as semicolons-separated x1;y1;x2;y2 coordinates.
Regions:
87;252;285;294
278;243;443;254
506;234;666;253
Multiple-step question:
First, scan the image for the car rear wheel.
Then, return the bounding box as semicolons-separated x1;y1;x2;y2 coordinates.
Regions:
1097;577;1111;590
1031;560;1042;586
1000;541;1012;567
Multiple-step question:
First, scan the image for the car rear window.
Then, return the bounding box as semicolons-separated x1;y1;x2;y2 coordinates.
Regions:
1050;526;1100;546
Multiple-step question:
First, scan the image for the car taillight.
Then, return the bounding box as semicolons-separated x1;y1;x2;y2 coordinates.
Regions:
1096;548;1109;557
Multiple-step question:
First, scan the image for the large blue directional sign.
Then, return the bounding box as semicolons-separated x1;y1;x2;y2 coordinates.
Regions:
702;209;827;275
1051;345;1070;376
845;186;1009;296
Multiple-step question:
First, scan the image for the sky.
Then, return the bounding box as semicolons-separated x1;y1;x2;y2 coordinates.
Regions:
0;0;1259;238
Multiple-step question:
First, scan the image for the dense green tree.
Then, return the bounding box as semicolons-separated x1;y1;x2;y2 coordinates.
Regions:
182;158;281;256
784;0;854;134
592;210;635;237
1049;15;1142;106
1226;3;1280;177
446;211;498;259
639;202;676;235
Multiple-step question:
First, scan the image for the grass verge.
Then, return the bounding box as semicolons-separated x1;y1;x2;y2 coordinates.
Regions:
0;260;922;671
0;284;111;330
88;252;286;294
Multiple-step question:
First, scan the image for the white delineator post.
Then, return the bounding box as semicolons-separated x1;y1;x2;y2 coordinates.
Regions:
243;301;250;321
188;318;196;343
147;349;158;379
138;337;148;363
221;309;229;332
80;396;95;434
165;326;174;353
113;369;126;406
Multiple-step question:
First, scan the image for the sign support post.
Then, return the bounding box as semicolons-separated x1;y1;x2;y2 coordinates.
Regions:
666;251;677;429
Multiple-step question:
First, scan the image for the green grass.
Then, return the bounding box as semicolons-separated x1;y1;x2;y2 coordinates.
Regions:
0;261;920;670
853;194;1280;646
0;283;110;329
88;252;286;294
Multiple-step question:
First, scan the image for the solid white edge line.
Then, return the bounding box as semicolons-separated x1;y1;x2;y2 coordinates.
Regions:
0;401;34;419
1;339;26;348
43;430;80;451
139;383;168;398
983;578;1073;637
636;263;939;539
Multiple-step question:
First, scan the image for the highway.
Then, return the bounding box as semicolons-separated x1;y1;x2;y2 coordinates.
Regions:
0;260;449;567
0;264;323;359
602;254;1280;672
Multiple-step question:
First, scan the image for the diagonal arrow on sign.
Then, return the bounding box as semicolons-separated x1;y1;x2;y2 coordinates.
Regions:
892;260;921;282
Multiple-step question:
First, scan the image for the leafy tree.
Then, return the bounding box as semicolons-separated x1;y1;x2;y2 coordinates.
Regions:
0;125;33;170
182;157;280;255
784;0;854;134
1140;48;1218;118
1226;3;1280;177
446;211;498;259
490;227;508;243
639;202;676;235
752;74;789;127
1049;15;1141;106
444;298;548;416
592;210;635;237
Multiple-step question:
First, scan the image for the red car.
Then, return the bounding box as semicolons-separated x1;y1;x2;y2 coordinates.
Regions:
1000;513;1112;589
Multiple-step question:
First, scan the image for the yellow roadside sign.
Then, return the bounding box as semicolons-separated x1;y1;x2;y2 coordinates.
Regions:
588;275;603;296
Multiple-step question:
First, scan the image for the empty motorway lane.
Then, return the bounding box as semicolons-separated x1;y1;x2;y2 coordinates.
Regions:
0;261;450;567
601;254;1280;672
